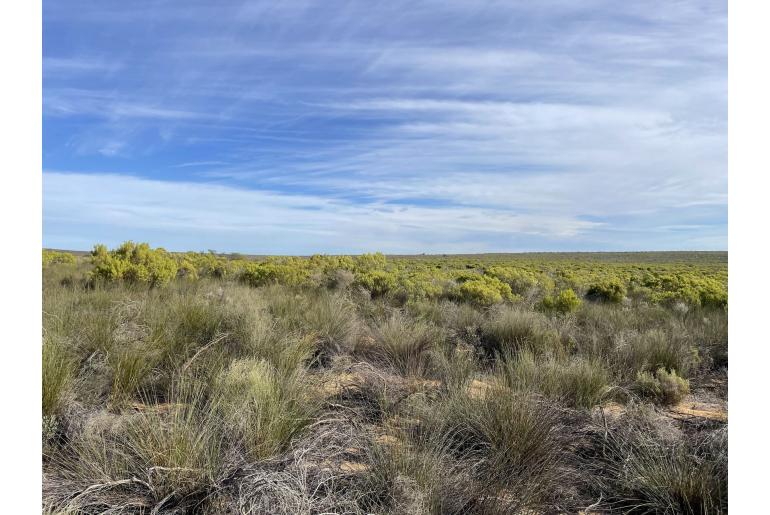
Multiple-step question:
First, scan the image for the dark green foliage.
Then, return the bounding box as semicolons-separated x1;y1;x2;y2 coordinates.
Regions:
587;278;627;303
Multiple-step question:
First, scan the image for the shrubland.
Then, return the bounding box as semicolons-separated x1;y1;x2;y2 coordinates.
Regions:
42;244;727;513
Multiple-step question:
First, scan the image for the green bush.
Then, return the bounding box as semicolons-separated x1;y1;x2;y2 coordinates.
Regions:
587;278;626;303
176;259;199;280
43;250;76;266
485;266;554;296
356;269;398;297
452;275;515;306
635;368;690;405
240;261;309;287
90;241;178;286
354;252;388;271
645;274;728;308
541;288;582;314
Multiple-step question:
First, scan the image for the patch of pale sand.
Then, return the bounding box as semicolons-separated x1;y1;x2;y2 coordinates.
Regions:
595;396;727;424
317;372;361;398
408;378;442;390
594;401;627;422
338;461;370;473
667;396;727;422
467;378;494;399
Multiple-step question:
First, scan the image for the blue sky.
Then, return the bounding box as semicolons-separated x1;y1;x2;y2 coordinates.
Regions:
43;0;727;254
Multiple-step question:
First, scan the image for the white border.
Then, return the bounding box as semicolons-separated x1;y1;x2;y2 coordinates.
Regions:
728;0;769;510
0;0;42;509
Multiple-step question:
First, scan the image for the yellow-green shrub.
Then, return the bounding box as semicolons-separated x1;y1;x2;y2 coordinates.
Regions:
645;274;727;308
485;266;554;296
540;288;582;314
43;250;76;266
176;259;199;280
354;252;388;271
90;241;178;286
587;278;626;303
240;261;310;287
452;275;515;306
356;269;398;297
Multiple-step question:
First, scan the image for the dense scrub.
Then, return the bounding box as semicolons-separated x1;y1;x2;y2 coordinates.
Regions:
42;245;727;514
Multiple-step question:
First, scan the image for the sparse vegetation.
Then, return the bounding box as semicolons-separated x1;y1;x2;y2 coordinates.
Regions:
42;244;727;513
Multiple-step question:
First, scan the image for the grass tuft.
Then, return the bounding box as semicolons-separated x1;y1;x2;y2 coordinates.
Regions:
212;358;318;460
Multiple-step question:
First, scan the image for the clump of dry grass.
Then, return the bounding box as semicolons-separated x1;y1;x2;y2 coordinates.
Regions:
619;328;699;379
362;311;444;376
43;336;74;419
497;349;611;409
48;382;225;512
300;291;360;360
361;434;471;514
212;358;318;461
108;344;151;408
589;408;727;514
414;387;569;513
479;307;560;359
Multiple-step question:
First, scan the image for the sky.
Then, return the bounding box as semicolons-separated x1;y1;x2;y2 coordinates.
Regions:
42;0;727;254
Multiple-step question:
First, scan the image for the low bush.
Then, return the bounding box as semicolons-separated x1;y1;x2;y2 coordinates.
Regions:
540;288;582;314
634;367;690;405
451;274;515;306
355;269;398;297
43;250;77;266
240;260;310;287
90;242;179;286
586;278;626;303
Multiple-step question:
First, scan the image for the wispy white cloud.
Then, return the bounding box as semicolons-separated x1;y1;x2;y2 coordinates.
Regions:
44;57;123;75
43;172;606;253
43;0;727;252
